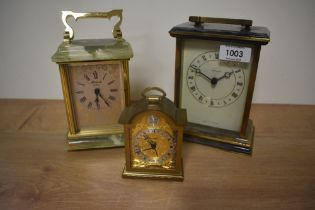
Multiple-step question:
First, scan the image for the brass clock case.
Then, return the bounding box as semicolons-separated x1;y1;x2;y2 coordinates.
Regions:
119;87;187;181
52;10;133;150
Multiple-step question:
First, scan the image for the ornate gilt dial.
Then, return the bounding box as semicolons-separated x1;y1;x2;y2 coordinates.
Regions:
131;113;177;169
187;51;246;107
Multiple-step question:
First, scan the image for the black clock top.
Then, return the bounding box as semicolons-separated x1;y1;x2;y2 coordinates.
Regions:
169;16;270;45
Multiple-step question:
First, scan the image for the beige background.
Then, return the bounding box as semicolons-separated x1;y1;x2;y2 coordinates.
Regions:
0;0;314;104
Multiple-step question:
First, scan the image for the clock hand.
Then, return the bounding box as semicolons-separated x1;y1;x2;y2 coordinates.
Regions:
94;88;100;96
207;71;234;86
153;148;158;157
194;68;220;86
94;88;101;109
216;71;233;82
142;144;158;156
195;69;213;82
99;92;109;106
196;68;233;86
143;134;158;156
94;88;110;107
149;141;158;156
94;96;100;109
142;147;154;151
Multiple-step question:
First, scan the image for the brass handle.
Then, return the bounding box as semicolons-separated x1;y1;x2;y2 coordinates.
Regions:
62;10;123;43
189;16;252;28
141;87;166;103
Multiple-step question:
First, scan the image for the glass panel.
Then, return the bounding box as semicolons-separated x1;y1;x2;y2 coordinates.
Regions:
180;39;254;132
68;61;125;131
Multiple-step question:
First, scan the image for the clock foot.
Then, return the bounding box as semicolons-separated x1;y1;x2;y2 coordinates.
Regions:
122;162;184;181
184;120;254;155
66;132;125;150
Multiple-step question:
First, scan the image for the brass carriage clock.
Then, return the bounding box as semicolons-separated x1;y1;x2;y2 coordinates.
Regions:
119;87;187;180
51;10;133;150
169;16;270;154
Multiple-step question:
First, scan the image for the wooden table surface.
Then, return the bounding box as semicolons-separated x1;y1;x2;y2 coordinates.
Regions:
0;99;314;210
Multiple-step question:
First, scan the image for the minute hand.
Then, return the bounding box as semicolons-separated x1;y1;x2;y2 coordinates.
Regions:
99;93;110;107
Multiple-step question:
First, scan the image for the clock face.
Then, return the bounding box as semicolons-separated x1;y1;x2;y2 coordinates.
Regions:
130;111;177;169
68;61;125;131
186;51;246;107
180;39;253;132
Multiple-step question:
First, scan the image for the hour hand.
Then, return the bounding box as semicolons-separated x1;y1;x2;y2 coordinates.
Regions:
217;71;233;81
143;135;158;156
142;145;158;156
153;148;158;156
94;97;100;109
142;147;153;152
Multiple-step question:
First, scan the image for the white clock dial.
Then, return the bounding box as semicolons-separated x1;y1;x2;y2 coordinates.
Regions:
186;51;246;107
180;39;253;132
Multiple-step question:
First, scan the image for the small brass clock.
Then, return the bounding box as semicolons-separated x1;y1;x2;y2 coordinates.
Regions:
119;87;187;181
169;16;270;154
51;10;133;150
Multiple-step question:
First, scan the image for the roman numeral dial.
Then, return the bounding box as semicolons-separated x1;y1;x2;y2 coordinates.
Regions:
73;63;122;111
186;51;246;107
131;113;177;169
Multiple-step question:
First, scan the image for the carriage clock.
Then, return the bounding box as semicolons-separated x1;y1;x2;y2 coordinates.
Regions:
169;16;270;154
119;87;187;181
51;10;133;150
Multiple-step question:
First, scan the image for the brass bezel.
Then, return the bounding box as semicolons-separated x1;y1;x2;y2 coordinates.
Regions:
58;59;131;150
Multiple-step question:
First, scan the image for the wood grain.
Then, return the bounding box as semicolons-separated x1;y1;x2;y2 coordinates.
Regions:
0;99;314;210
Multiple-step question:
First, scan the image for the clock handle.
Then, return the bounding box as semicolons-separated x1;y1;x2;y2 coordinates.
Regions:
141;87;166;103
61;10;123;43
189;16;252;28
